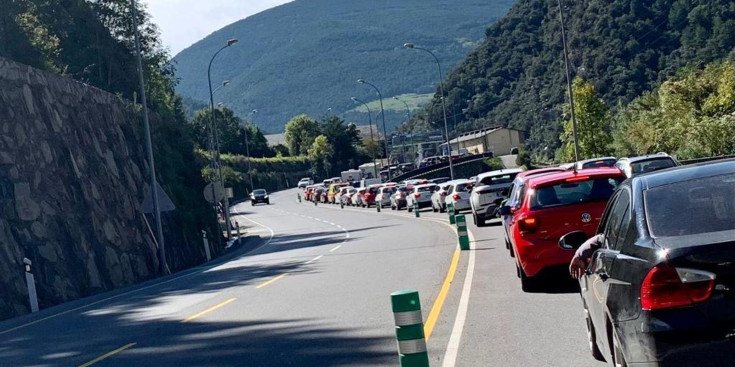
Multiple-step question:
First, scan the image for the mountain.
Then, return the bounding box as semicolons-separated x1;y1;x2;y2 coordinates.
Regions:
172;0;516;133
409;0;735;157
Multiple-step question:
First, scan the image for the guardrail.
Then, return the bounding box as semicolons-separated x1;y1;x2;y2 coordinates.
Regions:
391;152;495;182
680;154;735;165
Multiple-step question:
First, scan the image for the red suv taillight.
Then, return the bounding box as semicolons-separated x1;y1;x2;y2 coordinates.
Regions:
414;193;421;198
452;194;460;200
640;266;716;311
518;217;540;233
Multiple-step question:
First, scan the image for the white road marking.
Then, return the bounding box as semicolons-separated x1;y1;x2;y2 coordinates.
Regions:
305;255;323;264
442;228;477;367
329;245;342;252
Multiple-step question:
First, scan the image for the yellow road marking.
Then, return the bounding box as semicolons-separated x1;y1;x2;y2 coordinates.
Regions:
424;248;461;340
77;342;136;367
182;298;236;323
256;273;287;289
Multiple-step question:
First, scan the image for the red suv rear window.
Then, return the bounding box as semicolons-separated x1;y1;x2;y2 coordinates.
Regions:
530;177;623;210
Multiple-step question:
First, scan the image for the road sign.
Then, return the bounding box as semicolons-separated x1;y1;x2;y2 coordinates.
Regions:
204;182;225;203
225;187;234;199
142;182;176;213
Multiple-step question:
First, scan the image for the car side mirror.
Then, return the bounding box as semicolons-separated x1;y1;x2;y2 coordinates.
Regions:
559;231;589;251
498;205;512;216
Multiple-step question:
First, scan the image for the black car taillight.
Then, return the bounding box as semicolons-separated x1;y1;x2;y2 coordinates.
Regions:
640;266;716;311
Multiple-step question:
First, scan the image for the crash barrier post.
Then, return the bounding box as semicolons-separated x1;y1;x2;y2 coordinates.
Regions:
391;290;429;367
236;221;241;237
341;200;344;209
202;230;211;261
448;202;456;224
414;201;420;218
455;214;470;251
297;193;301;202
24;258;39;313
377;202;381;212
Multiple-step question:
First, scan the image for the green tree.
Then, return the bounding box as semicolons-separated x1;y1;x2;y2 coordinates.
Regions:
189;107;272;157
284;114;320;156
319;116;361;171
308;135;334;178
557;78;613;162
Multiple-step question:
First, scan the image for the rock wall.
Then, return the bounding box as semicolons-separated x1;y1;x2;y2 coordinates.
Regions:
0;57;167;319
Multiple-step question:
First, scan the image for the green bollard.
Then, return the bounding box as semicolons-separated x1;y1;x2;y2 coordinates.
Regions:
341;200;345;209
377;202;381;212
455;214;470;250
297;193;301;203
391;290;429;367
448;202;456;224
414;201;420;218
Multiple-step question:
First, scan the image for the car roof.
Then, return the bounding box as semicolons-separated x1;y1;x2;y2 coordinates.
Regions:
635;158;735;189
476;168;524;180
516;167;566;179
527;167;624;188
618;153;673;163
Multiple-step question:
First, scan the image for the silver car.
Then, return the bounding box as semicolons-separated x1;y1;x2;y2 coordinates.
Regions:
469;169;522;226
406;183;437;212
376;185;397;208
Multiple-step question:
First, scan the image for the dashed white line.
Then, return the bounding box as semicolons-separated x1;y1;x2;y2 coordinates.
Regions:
442;228;477;367
329;245;342;252
305;255;323;264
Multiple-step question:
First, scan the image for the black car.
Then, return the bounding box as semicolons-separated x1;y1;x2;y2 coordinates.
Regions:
560;159;735;366
250;189;270;205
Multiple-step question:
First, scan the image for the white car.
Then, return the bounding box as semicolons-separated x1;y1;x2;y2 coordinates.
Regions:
334;186;354;205
469;168;522;226
375;185;397;208
341;187;357;205
406;183;437;212
351;188;366;206
298;177;313;189
431;180;463;212
444;180;474;212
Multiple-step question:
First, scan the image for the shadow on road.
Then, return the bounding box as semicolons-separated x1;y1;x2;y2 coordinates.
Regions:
526;266;581;294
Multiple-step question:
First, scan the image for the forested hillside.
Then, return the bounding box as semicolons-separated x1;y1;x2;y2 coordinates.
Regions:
172;0;516;133
407;0;735;159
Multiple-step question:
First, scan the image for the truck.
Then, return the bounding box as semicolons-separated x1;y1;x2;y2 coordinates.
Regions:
341;169;362;185
360;178;382;187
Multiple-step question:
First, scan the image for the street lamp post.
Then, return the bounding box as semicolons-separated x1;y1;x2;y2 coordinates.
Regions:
208;38;237;241
403;43;454;180
351;97;378;178
357;79;391;180
557;0;581;161
131;0;167;274
393;96;411;163
245;110;256;190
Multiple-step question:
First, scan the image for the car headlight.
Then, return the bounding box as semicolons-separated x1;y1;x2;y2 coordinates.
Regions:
264;195;269;199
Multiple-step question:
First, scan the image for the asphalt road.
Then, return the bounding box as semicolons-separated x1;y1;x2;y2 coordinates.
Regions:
0;188;603;367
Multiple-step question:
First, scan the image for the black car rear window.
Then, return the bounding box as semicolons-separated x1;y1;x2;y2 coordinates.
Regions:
530;177;623;210
631;158;676;174
645;172;735;237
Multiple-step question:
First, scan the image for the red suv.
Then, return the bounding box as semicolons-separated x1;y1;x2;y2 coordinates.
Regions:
360;184;382;208
499;168;624;291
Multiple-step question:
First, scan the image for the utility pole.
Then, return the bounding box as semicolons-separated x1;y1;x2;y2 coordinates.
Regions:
558;0;581;161
131;0;167;274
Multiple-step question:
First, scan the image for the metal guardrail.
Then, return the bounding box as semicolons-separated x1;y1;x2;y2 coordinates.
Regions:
392;152;495;182
680;154;735;165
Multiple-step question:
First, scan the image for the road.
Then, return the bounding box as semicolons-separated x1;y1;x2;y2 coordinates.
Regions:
0;188;602;366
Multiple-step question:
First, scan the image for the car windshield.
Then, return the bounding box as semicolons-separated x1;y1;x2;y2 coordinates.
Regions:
631;158;676;174
480;173;519;186
253;189;266;195
530;177;623;210
645;172;735;237
455;183;473;192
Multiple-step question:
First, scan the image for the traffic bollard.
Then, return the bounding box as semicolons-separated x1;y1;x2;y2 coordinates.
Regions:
314;199;318;206
202;230;211;261
297;193;301;202
236;221;241;237
391;290;429;367
448;202;456;224
455;214;470;251
23;258;39;313
413;201;420;218
341;200;344;209
377;202;381;212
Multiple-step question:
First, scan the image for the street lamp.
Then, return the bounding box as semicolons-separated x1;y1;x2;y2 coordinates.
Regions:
212;80;230;95
131;0;167;274
351;97;378;178
557;0;581;161
207;38;237;241
393;96;411;163
357;78;391;180
403;43;454;179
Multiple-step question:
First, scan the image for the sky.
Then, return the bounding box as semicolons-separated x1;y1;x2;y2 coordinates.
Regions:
143;0;296;55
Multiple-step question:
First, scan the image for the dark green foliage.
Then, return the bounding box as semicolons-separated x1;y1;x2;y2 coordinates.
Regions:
409;0;735;160
189;107;272;157
172;0;516;133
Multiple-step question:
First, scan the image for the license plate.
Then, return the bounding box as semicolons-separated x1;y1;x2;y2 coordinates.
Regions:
479;195;493;205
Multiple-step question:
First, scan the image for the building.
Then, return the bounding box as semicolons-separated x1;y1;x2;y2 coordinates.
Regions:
440;127;524;155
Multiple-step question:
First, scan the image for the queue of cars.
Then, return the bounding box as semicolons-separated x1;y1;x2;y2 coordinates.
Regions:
295;152;734;366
